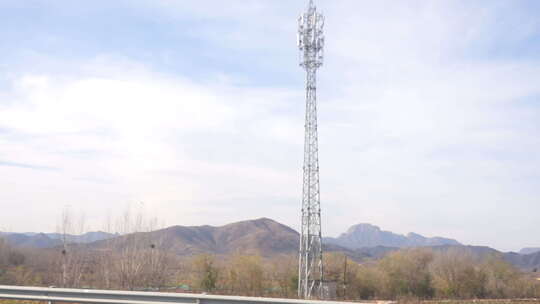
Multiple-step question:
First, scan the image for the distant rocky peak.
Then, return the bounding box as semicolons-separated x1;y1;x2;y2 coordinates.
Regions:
345;223;381;234
327;223;461;249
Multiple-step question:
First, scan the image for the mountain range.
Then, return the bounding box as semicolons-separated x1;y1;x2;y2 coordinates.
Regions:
1;218;539;271
0;231;116;248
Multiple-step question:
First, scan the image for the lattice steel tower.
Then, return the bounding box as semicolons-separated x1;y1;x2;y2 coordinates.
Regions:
297;0;325;299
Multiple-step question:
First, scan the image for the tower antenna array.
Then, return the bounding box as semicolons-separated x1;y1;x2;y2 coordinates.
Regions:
297;0;325;299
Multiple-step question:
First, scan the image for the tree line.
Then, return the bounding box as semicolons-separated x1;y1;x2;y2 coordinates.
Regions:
1;239;539;301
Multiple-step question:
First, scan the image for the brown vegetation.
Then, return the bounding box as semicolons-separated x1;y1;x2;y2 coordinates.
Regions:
1;238;540;301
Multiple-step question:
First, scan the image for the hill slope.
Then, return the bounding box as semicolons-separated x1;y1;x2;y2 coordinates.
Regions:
504;251;540;271
520;247;540;255
93;218;300;257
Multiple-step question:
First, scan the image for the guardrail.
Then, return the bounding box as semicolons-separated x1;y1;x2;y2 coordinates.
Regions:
0;285;364;304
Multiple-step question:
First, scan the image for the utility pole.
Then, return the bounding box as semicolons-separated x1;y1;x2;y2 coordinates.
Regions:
343;256;348;299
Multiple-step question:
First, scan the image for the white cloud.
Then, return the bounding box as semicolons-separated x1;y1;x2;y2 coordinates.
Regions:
1;0;539;251
0;61;305;232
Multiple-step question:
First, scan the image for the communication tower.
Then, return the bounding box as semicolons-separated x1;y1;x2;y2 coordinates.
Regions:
297;0;325;299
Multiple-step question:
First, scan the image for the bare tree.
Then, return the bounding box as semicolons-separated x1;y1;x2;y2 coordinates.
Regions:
106;205;169;290
430;249;487;299
191;254;219;292
0;237;9;268
55;206;88;288
267;255;297;298
224;254;266;296
94;213;114;289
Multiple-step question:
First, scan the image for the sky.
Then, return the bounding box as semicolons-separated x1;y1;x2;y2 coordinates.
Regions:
0;0;539;252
